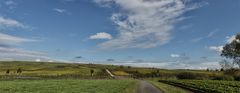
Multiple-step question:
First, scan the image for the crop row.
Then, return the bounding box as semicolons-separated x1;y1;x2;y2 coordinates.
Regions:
159;80;240;93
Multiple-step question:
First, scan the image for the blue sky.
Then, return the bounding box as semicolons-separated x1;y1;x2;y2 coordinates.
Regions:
0;0;239;69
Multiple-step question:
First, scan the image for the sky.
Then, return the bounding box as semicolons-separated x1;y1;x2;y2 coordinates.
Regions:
0;0;239;69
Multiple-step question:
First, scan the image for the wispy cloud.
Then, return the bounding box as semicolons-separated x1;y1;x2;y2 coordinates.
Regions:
226;35;236;43
0;16;25;28
5;0;16;6
0;32;35;45
0;15;47;61
95;0;203;49
191;30;218;42
170;54;180;58
53;8;67;14
89;32;112;40
191;37;204;42
0;32;46;61
3;0;17;9
207;30;217;38
208;46;223;52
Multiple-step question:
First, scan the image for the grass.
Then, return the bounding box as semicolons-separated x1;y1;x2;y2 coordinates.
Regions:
147;79;188;93
0;79;138;93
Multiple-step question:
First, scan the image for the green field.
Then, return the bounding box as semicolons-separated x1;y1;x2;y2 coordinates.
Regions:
0;79;138;93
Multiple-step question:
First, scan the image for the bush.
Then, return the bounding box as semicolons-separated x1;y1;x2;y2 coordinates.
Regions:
177;72;208;80
224;69;240;81
212;75;234;81
234;70;240;81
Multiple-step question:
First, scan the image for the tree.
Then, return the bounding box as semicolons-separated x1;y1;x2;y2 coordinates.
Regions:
6;69;10;74
221;33;240;68
90;69;94;76
17;68;22;74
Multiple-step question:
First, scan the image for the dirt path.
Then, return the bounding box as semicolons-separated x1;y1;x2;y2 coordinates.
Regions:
137;80;163;93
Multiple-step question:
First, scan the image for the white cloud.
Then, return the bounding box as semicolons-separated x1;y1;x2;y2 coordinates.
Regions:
170;54;180;58
209;46;223;52
89;32;112;40
0;16;25;28
53;8;67;13
208;34;237;52
95;0;203;49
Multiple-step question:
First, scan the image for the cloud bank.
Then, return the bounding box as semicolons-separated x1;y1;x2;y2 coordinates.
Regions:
95;0;201;49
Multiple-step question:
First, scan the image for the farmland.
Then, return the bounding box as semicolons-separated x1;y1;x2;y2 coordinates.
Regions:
0;61;114;79
159;80;240;93
1;61;240;93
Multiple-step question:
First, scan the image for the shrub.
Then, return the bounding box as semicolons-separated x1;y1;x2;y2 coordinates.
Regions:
224;68;237;75
234;70;240;81
177;72;197;79
212;75;234;81
55;65;66;68
224;69;240;81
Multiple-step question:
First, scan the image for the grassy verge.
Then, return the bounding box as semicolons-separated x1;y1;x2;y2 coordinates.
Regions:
123;80;139;93
0;79;138;93
147;79;188;93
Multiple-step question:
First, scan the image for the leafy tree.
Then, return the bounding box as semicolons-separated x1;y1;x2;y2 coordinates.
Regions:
221;33;240;68
90;69;94;76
